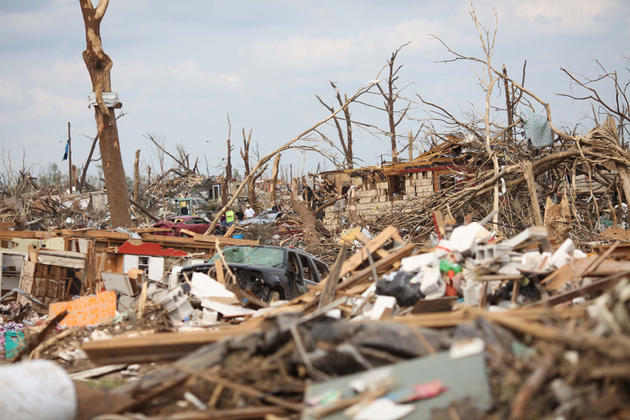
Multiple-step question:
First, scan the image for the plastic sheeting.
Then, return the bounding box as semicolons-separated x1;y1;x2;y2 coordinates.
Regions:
88;91;121;108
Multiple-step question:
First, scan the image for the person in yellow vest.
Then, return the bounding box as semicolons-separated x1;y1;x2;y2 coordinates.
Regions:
226;208;235;227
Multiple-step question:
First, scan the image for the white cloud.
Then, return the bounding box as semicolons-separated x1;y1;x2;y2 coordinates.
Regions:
246;18;448;74
0;74;26;104
52;60;85;84
167;60;242;89
499;0;623;35
25;88;86;119
249;35;353;71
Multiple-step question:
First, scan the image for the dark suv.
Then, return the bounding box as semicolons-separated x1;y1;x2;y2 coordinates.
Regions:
180;245;329;302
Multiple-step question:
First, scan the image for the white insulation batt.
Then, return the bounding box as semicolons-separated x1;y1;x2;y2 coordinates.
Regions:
0;360;77;420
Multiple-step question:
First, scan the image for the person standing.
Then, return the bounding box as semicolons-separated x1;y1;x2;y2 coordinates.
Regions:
244;204;255;219
226;208;235;227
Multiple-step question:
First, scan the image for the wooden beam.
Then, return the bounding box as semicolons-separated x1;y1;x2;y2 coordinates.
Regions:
82;324;258;365
523;161;543;226
179;230;258;246
319;244;348;309
529;271;630;308
310;244;415;293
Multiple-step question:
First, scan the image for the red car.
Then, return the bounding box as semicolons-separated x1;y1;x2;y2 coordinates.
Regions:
152;216;211;237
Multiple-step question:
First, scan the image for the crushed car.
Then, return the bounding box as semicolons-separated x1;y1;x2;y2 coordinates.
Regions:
152;215;211;237
239;210;283;227
179;245;329;301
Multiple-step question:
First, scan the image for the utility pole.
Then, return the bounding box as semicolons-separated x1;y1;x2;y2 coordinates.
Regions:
68;122;73;193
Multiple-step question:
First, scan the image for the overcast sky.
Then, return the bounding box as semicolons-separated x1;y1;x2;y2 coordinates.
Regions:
1;0;629;180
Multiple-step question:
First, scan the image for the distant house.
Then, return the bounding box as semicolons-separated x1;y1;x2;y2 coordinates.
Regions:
318;137;472;229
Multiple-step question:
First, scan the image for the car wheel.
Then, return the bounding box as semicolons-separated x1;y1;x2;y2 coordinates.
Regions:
268;290;281;303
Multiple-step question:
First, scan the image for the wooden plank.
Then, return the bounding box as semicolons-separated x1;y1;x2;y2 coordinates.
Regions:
475;274;523;282
311;244;415;293
69;364;128;381
214;259;225;285
38;249;88;259
37;254;86;269
523;161;543;226
529;271;630;308
577;241;620;278
333;225;398;282
354;232;389;259
82;324;259;365
179;230;259;247
411;297;458;314
319;244;348;309
223;225;236;237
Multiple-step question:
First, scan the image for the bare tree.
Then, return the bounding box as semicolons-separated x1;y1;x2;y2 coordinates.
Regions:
240;129;267;212
204;81;376;234
144;133;196;178
79;0;131;227
222;116;234;207
558;59;630;145
316;81;354;168
133;149;140;202
376;43;412;163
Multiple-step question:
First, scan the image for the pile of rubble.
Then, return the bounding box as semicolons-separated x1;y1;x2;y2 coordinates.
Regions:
1;216;629;419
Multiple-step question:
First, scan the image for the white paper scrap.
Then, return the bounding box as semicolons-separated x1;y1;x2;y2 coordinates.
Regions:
353;398;415;420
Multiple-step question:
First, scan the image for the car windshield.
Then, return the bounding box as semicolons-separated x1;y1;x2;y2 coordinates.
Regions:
209;246;284;267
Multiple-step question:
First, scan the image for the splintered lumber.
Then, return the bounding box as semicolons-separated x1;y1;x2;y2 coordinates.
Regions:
37;249;87;269
337;226;399;277
510;346;561;417
255;226;403;316
318;244;348;309
115;375;190;414
313;243;415;293
223;224;236;237
523;161;544;226
82;324;260;365
575;241;620;279
74;381;135;420
180;229;258;246
142;407;290;420
173;365;304;413
12;310;67;362
530;270;630;308
70;364;128;381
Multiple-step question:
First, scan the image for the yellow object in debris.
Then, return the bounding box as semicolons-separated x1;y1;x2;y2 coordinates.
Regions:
339;226;361;245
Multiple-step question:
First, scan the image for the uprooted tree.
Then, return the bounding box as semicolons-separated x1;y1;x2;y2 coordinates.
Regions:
79;0;131;227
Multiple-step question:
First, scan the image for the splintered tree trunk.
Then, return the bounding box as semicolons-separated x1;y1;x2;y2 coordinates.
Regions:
290;178;319;245
221;178;228;207
247;179;256;211
241;128;258;211
269;153;281;203
133;149;140;202
79;0;131;228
